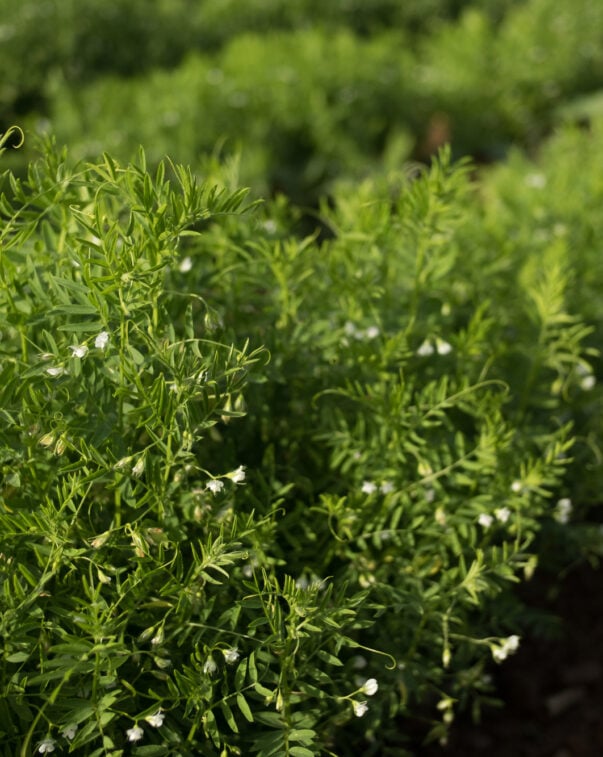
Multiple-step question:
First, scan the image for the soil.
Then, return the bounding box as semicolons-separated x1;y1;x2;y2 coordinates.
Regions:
421;562;603;757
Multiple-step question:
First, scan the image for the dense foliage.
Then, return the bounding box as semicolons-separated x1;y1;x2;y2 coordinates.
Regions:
2;1;603;755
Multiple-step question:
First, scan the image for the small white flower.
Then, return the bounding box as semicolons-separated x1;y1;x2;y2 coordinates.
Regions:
243;563;254;578
380;481;394;494
555;497;573;524
95;331;110;350
435;338;453;355
580;374;596;391
478;513;494;529
492;634;520;662
525;173;546;189
46;366;64;377
364;326;380;340
362;678;379;696
62;724;77;740
151;629;164;646
145;710;165;728
126;725;144;742
223;647;240;664
179;256;193;273
37;739;56;754
203;657;218;675
510;480;523;493
295;574;309;590
344;321;360;338
230;465;246;484
69;343;88;359
352;700;368;717
495;507;511;523
131;457;145;478
416;339;435;357
361;481;377;495
206;479;225;494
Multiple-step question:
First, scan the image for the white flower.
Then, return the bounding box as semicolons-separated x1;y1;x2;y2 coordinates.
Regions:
495;507;511;523
510;480;523;493
223;647;240;664
131;457;145;478
580;374;596;391
95;331;110;350
555;497;573;524
525;173;546;189
69;343;88;359
38;739;56;754
206;479;225;494
46;366;64;377
417;339;435;357
353;700;368;717
151;629;164;646
126;725;144;742
362;678;379;696
361;481;377;495
62;724;77;740
380;481;394;494
243;563;254;578
179;256;193;273
344;321;359;338
435;338;453;355
230;465;246;484
364;326;380;340
145;710;165;728
478;513;494;529
492;634;520;662
203;657;218;675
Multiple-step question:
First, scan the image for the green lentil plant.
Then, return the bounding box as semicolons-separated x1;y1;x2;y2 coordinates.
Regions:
1;130;600;756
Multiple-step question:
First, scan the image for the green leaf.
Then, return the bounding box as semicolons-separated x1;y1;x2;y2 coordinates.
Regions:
133;746;170;756
236;692;254;723
289;748;315;757
5;652;29;663
220;700;239;733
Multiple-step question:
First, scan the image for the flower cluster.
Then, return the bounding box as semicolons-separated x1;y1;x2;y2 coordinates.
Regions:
478;506;512;529
361;480;395;495
44;331;110;378
416;337;453;357
343;321;380;341
492;634;520;663
349;677;379;718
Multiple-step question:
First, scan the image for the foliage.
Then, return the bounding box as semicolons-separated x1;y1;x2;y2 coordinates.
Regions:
1;122;601;755
5;0;603;200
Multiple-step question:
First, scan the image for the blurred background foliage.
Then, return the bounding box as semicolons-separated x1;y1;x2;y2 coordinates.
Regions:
3;0;603;201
